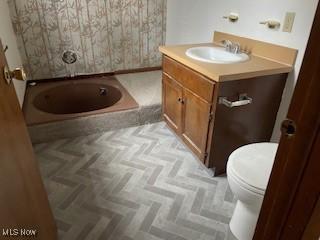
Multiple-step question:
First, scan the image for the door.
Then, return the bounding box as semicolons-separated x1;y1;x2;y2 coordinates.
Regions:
162;73;183;134
181;88;211;160
0;41;57;239
254;2;320;239
303;197;320;240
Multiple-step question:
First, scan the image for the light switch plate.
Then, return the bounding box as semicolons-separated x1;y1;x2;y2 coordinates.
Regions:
283;12;296;33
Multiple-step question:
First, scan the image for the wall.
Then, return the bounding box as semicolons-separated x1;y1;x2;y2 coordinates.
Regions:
9;0;166;80
0;0;25;106
166;0;318;141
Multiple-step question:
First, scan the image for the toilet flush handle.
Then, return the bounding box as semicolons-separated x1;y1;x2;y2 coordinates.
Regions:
219;93;252;108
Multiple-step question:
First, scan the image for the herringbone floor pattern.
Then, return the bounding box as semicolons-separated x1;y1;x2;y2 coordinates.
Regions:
34;122;236;240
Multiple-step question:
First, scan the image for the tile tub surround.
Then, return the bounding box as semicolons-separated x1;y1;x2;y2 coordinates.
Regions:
35;122;236;240
27;71;162;143
9;0;167;80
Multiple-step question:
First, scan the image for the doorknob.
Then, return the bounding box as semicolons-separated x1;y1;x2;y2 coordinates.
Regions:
3;66;27;84
281;119;297;138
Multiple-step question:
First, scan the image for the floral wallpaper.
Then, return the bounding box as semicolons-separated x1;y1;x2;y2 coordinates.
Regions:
8;0;167;80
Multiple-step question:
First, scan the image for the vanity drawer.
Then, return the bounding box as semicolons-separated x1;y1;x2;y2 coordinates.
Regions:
163;56;215;103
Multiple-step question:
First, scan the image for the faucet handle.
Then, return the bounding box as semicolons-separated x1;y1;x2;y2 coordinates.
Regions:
232;42;241;54
221;40;233;52
221;39;232;46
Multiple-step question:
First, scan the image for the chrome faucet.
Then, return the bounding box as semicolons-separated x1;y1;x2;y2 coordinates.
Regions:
232;42;241;54
221;40;241;54
221;40;233;52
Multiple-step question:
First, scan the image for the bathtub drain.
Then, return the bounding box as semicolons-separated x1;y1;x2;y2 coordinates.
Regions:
99;87;107;96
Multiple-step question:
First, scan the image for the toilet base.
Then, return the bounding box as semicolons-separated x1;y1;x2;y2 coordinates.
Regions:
229;200;262;240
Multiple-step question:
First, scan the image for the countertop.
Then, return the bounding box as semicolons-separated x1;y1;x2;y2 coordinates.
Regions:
159;43;293;82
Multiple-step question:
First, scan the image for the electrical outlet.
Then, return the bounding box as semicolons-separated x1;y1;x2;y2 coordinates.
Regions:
283;12;296;33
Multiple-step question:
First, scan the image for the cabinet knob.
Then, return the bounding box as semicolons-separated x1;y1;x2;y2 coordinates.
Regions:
178;98;184;104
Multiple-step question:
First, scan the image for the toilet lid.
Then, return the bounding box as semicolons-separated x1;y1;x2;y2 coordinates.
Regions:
228;143;278;191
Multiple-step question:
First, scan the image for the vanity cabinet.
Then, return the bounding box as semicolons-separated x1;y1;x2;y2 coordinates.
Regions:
162;55;287;175
162;56;215;161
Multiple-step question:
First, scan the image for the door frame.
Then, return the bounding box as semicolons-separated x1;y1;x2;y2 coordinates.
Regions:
253;1;320;239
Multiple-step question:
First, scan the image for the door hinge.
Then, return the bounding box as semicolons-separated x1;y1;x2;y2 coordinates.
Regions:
209;112;214;122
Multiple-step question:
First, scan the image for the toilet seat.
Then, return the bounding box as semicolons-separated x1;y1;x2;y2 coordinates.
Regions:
228;143;278;194
228;166;265;196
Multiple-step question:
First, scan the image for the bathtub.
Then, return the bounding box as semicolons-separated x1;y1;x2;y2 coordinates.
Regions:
23;76;139;125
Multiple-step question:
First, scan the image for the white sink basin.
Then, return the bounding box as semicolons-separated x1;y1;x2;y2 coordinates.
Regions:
186;46;249;64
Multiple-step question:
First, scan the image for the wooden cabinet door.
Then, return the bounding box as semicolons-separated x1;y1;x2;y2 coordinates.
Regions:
162;74;183;134
181;88;212;160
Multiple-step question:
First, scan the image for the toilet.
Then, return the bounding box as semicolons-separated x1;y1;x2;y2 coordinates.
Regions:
227;142;278;240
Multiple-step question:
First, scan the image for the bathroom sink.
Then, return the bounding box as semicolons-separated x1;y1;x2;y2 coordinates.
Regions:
186;46;249;64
